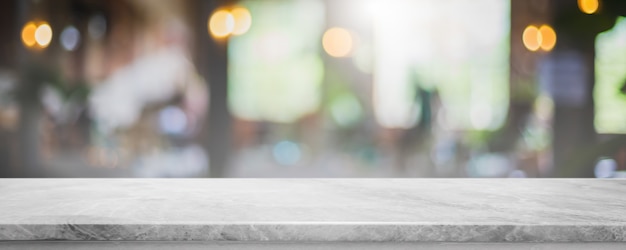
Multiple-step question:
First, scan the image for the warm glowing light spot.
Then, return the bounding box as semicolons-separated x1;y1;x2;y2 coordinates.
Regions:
522;25;541;52
231;7;252;36
209;10;235;38
578;0;599;14
322;27;353;57
35;23;53;48
539;25;556;51
21;22;37;48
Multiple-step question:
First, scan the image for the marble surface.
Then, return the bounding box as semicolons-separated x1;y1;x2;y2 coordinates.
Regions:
0;179;625;242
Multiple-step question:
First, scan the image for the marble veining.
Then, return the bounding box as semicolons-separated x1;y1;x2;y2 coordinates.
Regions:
0;179;625;242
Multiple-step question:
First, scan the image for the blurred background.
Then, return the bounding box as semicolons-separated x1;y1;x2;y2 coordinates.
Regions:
0;0;626;178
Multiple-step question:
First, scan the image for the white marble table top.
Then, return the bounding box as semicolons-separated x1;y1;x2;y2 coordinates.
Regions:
0;179;625;242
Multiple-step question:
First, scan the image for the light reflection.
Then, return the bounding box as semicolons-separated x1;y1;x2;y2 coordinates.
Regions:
21;21;54;49
35;23;53;48
60;26;80;51
158;106;188;135
322;27;353;58
231;7;252;36
595;158;617;178
523;24;557;52
273;141;301;166
578;0;600;14
522;25;540;51
539;25;556;51
209;10;235;38
21;22;37;48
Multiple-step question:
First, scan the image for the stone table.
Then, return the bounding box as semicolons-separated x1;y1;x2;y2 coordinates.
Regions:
0;179;625;249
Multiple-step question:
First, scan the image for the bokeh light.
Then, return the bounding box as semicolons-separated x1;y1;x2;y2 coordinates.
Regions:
60;26;80;51
158;106;188;135
35;23;53;48
272;141;301;166
231;7;252;36
522;25;540;51
539;25;556;51
594;158;617;178
578;0;599;14
330;93;363;127
208;10;235;38
21;22;37;48
322;27;353;57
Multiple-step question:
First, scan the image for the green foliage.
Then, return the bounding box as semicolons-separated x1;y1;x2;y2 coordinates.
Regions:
16;62;90;105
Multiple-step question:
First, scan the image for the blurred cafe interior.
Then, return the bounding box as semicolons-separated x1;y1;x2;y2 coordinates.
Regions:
1;0;626;178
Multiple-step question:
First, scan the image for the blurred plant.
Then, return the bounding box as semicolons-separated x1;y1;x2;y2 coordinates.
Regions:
16;63;89;106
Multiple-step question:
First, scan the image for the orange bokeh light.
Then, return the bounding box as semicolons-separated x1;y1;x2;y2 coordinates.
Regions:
231;7;252;36
522;24;557;52
578;0;599;14
322;27;353;58
208;10;235;38
21;22;37;48
539;25;556;51
522;25;541;52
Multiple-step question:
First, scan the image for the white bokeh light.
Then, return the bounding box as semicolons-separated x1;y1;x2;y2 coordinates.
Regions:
60;26;80;51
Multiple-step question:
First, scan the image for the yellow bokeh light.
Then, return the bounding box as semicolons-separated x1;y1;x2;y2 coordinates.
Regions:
322;27;353;58
35;23;53;48
231;7;252;36
208;10;235;38
21;22;37;48
578;0;599;14
522;25;541;52
539;25;556;51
